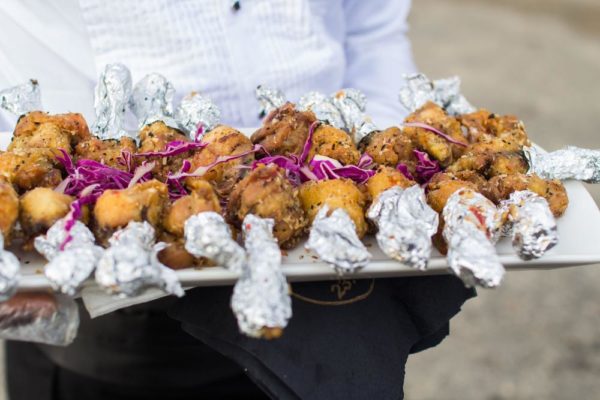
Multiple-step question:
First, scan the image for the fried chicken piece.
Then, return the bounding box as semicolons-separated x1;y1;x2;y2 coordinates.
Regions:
164;180;221;238
138;121;190;181
0;149;63;192
19;188;73;237
488;152;528;177
447;151;528;178
0;181;19;245
426;173;477;213
187;125;254;197
459;110;530;149
9;122;71;154
13;111;90;148
404;102;467;167
251;102;317;156
75;137;137;170
364;165;414;201
307;124;360;165
157;235;198;270
227;164;307;248
93;180;169;243
299;178;368;238
458;109;491;143
486;173;568;217
358;127;415;170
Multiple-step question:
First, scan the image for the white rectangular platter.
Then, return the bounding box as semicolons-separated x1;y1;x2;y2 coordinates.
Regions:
3;130;600;292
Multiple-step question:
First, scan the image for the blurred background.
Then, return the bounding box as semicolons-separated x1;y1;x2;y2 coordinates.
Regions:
0;0;599;399
406;0;600;399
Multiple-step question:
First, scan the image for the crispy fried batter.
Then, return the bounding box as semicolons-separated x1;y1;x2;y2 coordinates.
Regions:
187;125;254;197
251;102;316;156
307;124;360;165
75;137;137;170
358;127;415;170
364;165;414;201
138;121;190;181
227;164;307;248
404;102;467;166
426;173;477;213
0;149;63;192
164;180;221;238
20;188;73;237
93;180;169;243
13;111;90;147
0;181;19;245
299;178;368;238
486;173;568;217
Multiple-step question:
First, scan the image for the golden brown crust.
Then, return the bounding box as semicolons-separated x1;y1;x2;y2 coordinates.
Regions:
227;164;308;248
19;188;73;237
307;124;360;165
0;181;19;245
364;165;414;201
298;178;368;238
251;102;316;156
164;181;221;238
359;126;415;170
75;137;137;170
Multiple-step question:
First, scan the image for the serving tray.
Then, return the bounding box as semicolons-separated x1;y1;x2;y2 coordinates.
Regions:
3;130;600;293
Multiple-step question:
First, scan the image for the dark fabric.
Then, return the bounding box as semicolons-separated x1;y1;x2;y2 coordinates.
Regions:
170;275;476;400
38;298;245;387
6;340;268;400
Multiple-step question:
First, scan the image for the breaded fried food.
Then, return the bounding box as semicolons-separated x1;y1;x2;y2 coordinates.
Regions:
364;165;414;201
138;121;191;181
13;111;90;148
187;125;254;197
426;173;477;213
94;180;169;242
251;102;316;156
164;180;221;238
75;137;137;170
307;124;360;165
299;178;368;238
358;127;415;170
447;151;528;178
20;188;73;237
0;149;62;192
0;180;19;245
486;173;568;217
227;164;307;248
404;102;467;166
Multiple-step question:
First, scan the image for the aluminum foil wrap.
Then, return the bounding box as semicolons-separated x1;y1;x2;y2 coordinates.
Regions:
331;88;378;142
297;91;345;130
175;92;221;137
96;222;184;298
306;205;371;274
92;63;133;140
0;293;79;346
524;146;600;183
0;79;41;116
34;219;102;295
231;215;291;339
367;185;439;270
0;232;20;302
255;85;286;118
129;73;178;129
184;211;246;273
398;73;476;116
500;190;558;260
442;189;505;288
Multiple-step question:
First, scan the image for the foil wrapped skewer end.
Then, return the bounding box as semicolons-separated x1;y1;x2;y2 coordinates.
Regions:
130;73;178;130
0;232;20;302
175;91;221;138
231;215;291;339
0;79;42;116
500;190;558;260
298;91;345;130
524;145;600;183
255;85;286;119
96;222;184;298
92;63;133;140
398;73;475;116
306;205;371;274
184;212;246;273
443;189;504;288
331;88;378;143
367;185;438;270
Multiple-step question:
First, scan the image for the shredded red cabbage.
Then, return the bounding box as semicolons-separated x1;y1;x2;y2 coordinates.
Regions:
403;121;467;147
134;140;207;158
396;149;441;185
309;155;375;184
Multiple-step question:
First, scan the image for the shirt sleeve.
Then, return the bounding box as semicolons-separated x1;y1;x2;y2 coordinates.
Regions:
342;0;417;128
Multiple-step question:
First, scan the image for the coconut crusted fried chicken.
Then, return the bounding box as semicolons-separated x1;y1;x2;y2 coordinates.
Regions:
227;164;307;248
187;125;255;197
93;180;169;244
251;102;316;156
159;180;222;269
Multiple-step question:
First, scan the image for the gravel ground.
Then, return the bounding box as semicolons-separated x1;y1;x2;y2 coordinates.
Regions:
405;1;600;399
1;1;599;399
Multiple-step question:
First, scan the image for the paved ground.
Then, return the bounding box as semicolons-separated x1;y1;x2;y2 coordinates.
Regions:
405;1;600;399
1;1;599;399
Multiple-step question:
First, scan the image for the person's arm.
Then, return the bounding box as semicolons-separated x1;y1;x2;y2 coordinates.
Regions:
343;0;417;127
